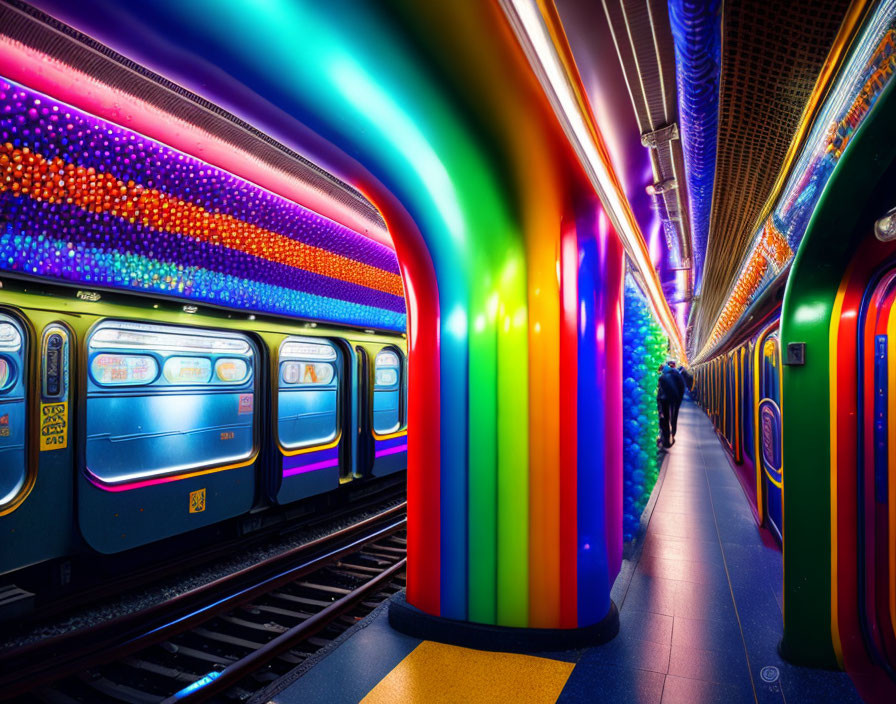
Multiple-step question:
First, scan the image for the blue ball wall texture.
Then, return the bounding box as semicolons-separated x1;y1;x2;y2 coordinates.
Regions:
622;275;668;542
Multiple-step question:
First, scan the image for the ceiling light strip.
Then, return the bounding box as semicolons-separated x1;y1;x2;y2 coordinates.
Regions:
501;0;685;360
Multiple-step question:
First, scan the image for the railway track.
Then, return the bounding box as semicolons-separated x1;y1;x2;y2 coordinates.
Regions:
0;505;407;703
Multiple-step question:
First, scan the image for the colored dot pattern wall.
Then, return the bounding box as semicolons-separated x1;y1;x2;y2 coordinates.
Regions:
622;275;667;542
0;78;406;331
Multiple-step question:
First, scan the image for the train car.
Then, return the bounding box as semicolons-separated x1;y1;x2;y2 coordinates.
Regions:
693;317;783;543
0;276;407;603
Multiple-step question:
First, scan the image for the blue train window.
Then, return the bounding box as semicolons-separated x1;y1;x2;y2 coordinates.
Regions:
85;321;256;485
373;348;402;434
278;338;339;450
0;315;27;506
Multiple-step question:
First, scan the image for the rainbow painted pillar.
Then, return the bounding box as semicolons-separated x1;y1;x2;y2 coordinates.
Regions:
17;0;628;636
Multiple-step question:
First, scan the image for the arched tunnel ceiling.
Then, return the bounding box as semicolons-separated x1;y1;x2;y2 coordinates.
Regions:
693;0;856;352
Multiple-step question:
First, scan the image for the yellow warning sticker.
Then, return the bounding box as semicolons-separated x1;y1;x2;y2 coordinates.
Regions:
39;402;68;451
189;488;206;514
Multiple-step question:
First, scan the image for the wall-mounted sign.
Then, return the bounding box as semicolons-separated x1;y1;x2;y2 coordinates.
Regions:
758;399;782;475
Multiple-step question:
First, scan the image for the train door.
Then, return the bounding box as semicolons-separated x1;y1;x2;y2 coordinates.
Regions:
756;329;783;541
273;336;345;504
742;344;754;465
369;346;408;477
0;313;28;511
0;310;77;578
857;269;896;671
79;320;259;553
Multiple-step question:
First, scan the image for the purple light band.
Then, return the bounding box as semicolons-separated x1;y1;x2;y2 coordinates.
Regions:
282;457;340;477
375;443;408;458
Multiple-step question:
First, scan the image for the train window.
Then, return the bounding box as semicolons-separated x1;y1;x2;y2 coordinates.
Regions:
163;357;212;385
278;337;339;450
373;347;402;434
0;314;27;506
215;358;250;383
0;358;11;391
375;367;399;387
90;354;159;386
85;321;256;484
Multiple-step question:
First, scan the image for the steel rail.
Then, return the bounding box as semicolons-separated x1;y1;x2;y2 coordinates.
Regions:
0;504;406;700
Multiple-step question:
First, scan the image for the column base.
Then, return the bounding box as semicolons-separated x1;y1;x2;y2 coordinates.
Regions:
388;592;619;653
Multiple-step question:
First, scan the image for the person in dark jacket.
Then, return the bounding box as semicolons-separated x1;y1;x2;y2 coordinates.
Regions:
679;366;694;395
657;364;677;448
663;361;685;440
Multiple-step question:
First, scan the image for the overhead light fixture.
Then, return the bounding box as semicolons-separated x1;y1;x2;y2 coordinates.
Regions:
874;206;896;242
500;0;685;360
646;179;678;196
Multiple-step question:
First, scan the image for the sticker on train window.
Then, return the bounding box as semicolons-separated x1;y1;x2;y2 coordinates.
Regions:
0;322;22;351
215;358;249;383
280;341;337;361
0;412;9;437
281;361;335;385
238;394;254;414
163;357;212;384
91;354;158;385
375;368;399;387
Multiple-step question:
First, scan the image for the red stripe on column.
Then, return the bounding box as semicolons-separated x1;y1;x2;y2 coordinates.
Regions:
372;191;441;615
559;214;579;628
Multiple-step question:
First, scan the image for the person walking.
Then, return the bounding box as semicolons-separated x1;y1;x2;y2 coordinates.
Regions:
656;364;677;449
663;361;685;441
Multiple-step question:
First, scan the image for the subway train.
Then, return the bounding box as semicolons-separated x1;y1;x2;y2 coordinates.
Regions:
0;275;408;603
691;318;783;543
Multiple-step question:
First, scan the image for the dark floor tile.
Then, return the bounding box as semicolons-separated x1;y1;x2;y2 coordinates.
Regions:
668;643;752;686
590;632;671;674
558;662;665;703
637;554;727;586
671;614;742;653
619;609;673;646
622;573;678;616
672;581;735;621
661;675;755;704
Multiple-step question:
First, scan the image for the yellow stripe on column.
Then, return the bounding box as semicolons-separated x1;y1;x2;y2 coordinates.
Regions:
360;641;574;703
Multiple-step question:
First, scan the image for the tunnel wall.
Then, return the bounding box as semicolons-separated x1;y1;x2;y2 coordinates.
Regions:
621;275;667;542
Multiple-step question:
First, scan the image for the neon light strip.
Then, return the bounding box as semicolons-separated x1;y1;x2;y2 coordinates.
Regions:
375;443;407;458
282;457;340;477
83;460;253;492
500;0;686;360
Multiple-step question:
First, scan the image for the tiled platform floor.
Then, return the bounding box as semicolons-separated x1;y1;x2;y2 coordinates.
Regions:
265;401;864;704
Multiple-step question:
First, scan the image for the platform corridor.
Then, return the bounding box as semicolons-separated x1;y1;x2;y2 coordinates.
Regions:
268;401;863;704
